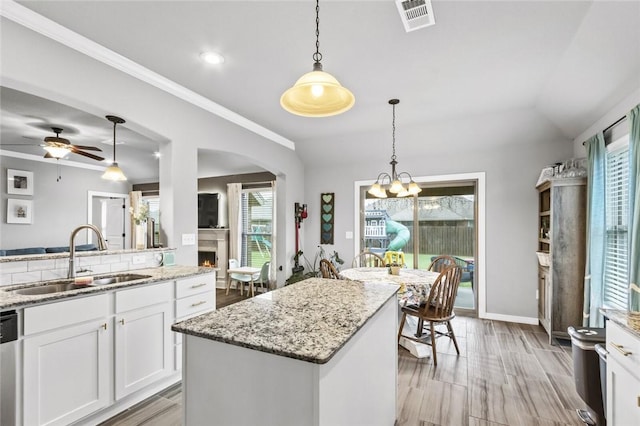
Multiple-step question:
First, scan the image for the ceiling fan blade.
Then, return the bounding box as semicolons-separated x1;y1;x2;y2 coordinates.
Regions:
71;149;105;162
71;145;103;152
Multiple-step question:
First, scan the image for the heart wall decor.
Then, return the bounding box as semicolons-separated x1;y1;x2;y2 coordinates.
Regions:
320;192;335;244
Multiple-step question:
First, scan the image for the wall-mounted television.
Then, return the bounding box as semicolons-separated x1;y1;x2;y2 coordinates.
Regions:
198;193;219;228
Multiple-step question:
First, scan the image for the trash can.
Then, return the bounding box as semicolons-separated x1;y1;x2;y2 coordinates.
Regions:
567;326;606;426
594;343;607;420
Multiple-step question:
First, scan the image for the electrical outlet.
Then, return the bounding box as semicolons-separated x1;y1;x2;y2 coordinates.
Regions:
132;255;146;265
182;233;196;246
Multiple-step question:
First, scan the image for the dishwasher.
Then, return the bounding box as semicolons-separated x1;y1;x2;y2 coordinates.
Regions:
1;310;18;426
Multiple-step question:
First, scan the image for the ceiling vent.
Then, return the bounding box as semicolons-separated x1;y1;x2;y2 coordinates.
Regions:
395;0;435;33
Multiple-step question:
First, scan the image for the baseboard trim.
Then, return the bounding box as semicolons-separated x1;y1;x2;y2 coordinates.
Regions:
479;312;539;325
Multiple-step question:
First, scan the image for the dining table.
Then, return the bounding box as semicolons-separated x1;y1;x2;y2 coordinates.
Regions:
226;266;261;297
339;266;440;358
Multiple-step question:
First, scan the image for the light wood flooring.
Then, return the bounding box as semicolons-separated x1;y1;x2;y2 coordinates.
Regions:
101;294;588;426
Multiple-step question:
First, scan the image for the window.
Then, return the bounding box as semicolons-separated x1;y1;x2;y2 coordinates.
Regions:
241;187;273;267
603;135;630;309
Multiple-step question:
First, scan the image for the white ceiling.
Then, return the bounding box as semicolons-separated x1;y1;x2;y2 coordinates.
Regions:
2;0;639;181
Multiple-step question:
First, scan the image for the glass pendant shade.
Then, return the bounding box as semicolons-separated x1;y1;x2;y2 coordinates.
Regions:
389;180;405;194
367;183;387;198
44;146;71;159
281;68;355;117
407;181;422;195
102;162;127;181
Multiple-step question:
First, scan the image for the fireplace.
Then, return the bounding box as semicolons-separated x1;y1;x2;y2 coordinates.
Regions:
198;228;229;288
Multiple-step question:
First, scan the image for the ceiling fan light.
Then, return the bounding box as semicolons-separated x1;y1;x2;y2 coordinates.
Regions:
43;145;71;159
102;162;127;181
389;180;405;194
280;69;354;117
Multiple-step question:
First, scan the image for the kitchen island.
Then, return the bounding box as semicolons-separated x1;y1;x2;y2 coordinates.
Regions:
172;277;399;426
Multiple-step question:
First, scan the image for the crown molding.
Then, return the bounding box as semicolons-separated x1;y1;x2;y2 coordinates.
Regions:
0;0;295;151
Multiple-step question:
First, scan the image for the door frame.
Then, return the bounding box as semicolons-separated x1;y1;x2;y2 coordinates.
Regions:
87;191;129;247
354;172;487;319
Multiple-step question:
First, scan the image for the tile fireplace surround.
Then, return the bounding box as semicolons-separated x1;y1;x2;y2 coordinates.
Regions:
198;228;228;288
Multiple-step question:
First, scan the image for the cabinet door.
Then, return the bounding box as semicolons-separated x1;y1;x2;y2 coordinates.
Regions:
115;302;172;400
607;356;640;425
23;320;110;426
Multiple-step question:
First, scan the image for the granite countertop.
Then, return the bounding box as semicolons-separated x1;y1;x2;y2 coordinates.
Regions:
0;247;172;263
601;308;640;339
172;277;399;365
0;265;212;310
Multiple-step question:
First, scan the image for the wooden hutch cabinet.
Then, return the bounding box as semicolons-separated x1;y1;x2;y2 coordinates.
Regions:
536;177;587;343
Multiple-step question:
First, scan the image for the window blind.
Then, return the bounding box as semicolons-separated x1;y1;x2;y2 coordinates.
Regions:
603;139;629;310
241;188;273;267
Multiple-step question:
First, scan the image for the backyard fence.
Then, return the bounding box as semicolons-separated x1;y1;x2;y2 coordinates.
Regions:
404;225;474;257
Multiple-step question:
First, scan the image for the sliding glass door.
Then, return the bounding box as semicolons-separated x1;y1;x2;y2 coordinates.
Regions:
359;181;477;312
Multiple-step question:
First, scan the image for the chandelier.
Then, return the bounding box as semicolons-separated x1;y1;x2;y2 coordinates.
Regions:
368;99;421;198
280;0;354;117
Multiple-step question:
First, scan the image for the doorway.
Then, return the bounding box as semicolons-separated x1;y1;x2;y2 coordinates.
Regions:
87;191;129;249
355;173;485;316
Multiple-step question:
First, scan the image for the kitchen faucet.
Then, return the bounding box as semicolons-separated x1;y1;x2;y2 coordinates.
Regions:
68;224;108;278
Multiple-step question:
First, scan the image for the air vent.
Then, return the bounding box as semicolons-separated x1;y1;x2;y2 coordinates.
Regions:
395;0;435;33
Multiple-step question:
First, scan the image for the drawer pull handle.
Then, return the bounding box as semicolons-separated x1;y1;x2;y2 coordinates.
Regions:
119;319;125;325
101;323;107;330
191;301;206;307
610;342;632;356
190;283;207;289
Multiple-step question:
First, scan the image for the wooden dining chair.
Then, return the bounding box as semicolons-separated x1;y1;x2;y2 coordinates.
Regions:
351;251;385;268
319;259;340;279
398;265;462;366
428;255;456;273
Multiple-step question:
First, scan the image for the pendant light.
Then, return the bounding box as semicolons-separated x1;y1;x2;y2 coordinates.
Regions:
368;99;421;198
280;0;354;117
102;115;127;181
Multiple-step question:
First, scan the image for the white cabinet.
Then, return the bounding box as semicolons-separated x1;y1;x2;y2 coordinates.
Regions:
174;272;215;370
114;282;173;400
606;321;640;425
23;295;110;426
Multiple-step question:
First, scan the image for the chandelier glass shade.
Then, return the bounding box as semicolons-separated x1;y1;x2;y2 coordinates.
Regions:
280;0;354;117
102;115;127;181
368;99;421;199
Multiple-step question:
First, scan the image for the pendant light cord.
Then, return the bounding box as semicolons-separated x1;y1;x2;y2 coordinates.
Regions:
313;0;322;64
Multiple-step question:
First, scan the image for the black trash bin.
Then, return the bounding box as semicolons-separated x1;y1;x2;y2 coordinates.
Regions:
567;326;606;426
594;343;607;420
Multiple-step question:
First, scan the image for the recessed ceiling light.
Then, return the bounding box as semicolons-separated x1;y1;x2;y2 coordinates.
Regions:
200;51;225;65
153;151;161;159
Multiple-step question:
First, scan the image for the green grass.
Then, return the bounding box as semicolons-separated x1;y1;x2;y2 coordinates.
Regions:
402;253;473;288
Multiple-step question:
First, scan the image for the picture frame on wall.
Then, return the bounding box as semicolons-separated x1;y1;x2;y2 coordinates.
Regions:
7;169;34;196
7;198;33;224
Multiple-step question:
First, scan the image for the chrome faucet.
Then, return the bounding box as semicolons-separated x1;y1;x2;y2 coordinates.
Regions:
68;224;108;278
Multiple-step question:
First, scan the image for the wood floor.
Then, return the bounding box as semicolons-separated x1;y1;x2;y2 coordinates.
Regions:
101;294;588;426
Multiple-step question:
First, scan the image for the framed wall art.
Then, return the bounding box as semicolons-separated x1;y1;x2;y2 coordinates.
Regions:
7;169;34;196
320;192;334;244
7;198;33;224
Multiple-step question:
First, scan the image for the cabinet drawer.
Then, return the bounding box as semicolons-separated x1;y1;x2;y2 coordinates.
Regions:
176;274;215;299
116;281;173;313
176;291;214;319
607;321;640;373
24;294;108;335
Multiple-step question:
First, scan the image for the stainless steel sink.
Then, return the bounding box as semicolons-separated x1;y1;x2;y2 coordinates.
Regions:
12;274;152;295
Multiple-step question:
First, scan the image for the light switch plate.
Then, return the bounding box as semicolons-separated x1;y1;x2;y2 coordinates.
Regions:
182;233;196;246
345;231;353;240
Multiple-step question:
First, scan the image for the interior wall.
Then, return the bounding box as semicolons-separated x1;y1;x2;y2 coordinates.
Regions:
302;108;573;320
198;171;276;228
1;18;305;284
0;156;129;249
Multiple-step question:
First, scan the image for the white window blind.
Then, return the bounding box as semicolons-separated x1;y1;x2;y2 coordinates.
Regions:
603;137;629;310
241;188;273;267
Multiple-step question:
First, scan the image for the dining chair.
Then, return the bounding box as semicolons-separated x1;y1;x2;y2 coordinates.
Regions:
428;255;456;272
398;265;462;366
351;251;385;268
256;261;270;293
319;259;340;279
228;258;260;296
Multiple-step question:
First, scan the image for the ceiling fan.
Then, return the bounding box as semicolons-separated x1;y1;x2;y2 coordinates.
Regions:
1;127;105;161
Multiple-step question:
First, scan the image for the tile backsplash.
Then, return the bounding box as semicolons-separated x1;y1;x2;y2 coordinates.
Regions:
0;249;175;287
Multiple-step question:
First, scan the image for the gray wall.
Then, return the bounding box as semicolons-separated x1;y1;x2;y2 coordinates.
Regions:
301;108;574;319
1;18;305;285
1;156;129;249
